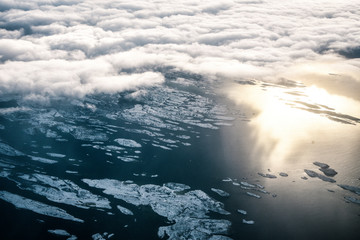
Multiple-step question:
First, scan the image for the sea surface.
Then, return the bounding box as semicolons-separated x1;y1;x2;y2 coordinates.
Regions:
0;69;359;239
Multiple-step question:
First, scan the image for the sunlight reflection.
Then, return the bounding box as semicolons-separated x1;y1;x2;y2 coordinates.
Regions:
225;80;360;172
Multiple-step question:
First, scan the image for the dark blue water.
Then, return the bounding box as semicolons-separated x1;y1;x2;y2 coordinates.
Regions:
1;71;360;240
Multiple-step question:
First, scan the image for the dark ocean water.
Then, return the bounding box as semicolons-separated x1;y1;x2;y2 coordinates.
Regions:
0;70;359;239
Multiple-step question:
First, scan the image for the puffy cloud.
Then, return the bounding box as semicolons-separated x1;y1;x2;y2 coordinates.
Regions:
0;0;359;101
0;58;164;100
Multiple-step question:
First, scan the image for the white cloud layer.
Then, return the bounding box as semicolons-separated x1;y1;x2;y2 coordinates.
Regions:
0;0;359;100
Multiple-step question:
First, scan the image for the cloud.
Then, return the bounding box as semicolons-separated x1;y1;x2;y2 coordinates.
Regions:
0;0;359;101
0;58;164;100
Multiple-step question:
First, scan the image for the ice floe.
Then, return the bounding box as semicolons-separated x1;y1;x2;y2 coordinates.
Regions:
246;192;261;199
14;173;111;210
46;153;66;158
242;219;255;225
222;178;232;182
117;156;137;162
92;233;107;240
211;188;230;197
338;185;360;195
177;135;191;140
158;218;232;240
83;179;231;239
0;141;24;157
313;162;329;169
164;182;191;192
114;138;142;148
237;209;247;215
258;173;277;179
0;191;83;222
29;155;58;164
344;196;360;205
48;229;71;237
69;127;109;142
208;235;233;240
67;235;78;240
312;162;338;176
117;205;134;216
304;169;336;183
319;168;338;177
152;143;172;150
240;181;256;188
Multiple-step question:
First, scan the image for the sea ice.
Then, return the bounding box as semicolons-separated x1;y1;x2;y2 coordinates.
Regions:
92;233;106;240
214;122;233;126
246;192;261;199
222;178;232;182
164;183;191;192
104;145;125;151
338;185;360;195
56;138;68;142
240;182;256;188
157;218;231;240
70;127;108;142
209;235;233;240
159;138;178;144
67;235;78;240
0;141;24;157
152;143;172;150
242;219;255;224
15;173;111;210
177;135;191;140
258;173;277;179
117;156;137;162
0;191;83;222
344;196;360;205
211;188;230;197
46;153;66;158
313;162;329;169
304;169;336;183
114;138;142;148
117;205;134;216
256;189;270;194
45;130;60;139
83;179;231;239
48;229;71;236
28;155;58;164
0;162;14;169
237;209;247;215
319;168;337;177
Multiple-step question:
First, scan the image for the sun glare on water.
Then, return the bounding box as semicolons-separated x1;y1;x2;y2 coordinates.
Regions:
226;78;360;171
